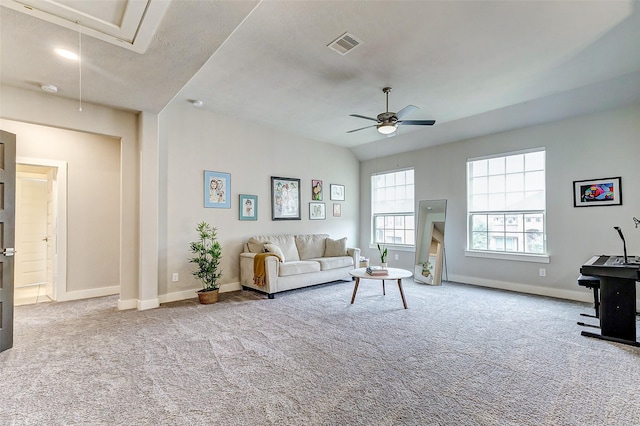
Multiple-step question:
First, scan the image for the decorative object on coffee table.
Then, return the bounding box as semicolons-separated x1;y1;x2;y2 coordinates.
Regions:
377;243;388;269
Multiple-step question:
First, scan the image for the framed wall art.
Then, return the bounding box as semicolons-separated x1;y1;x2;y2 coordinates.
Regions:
573;176;622;207
239;194;258;221
204;170;231;208
271;176;301;220
333;203;341;217
330;184;345;201
309;202;326;220
312;179;323;201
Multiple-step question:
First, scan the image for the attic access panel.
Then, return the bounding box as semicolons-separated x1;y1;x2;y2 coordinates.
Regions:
3;0;170;53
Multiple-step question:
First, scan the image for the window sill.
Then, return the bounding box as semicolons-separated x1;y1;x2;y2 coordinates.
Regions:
465;250;549;264
369;244;415;253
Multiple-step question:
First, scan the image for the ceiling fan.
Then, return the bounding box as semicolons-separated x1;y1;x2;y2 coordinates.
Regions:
347;87;435;135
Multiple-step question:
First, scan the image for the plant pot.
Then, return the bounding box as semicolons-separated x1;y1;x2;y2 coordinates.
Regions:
380;262;388;269
197;288;219;304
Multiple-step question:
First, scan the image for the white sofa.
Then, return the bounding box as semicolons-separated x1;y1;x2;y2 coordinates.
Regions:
240;234;360;298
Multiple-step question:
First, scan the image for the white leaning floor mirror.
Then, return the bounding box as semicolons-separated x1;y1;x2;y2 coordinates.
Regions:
414;199;447;285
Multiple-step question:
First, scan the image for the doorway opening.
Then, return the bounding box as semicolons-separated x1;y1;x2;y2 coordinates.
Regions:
15;160;67;306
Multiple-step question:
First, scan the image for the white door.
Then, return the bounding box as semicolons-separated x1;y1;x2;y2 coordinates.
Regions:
15;171;48;290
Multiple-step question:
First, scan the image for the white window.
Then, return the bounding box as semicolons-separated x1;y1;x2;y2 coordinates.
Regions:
467;149;546;255
371;169;415;246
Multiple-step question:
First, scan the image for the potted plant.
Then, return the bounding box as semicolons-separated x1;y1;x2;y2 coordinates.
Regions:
377;243;388;269
189;221;222;304
420;261;433;277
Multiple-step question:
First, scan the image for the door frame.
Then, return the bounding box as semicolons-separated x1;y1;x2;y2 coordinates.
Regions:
17;157;67;301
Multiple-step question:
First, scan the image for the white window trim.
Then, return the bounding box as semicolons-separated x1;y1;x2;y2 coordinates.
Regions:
466;148;547;257
371;168;415;247
465;249;549;264
368;243;414;253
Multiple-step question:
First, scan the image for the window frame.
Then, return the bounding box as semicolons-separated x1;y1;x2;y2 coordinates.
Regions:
466;148;549;262
371;168;415;248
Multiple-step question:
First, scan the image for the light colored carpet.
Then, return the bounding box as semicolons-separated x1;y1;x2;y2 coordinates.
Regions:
1;279;639;425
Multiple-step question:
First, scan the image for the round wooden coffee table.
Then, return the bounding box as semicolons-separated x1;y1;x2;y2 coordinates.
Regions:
349;267;413;309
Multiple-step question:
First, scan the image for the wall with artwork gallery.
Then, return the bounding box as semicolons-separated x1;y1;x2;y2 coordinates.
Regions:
158;100;360;298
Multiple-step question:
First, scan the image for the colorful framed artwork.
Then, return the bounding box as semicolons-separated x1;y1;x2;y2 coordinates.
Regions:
330;184;345;201
239;194;258;221
573;177;622;207
333;203;341;217
312;179;323;201
204;171;231;208
271;176;301;220
309;202;326;220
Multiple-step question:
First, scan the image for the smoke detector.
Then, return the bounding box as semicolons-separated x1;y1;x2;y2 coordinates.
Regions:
41;84;58;93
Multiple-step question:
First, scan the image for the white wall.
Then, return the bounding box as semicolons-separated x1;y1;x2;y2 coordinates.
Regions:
157;101;360;301
360;103;640;302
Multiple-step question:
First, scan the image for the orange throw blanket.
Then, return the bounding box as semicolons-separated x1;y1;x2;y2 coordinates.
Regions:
253;253;282;287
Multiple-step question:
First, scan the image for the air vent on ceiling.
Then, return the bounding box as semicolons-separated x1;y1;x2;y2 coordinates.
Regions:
327;32;362;55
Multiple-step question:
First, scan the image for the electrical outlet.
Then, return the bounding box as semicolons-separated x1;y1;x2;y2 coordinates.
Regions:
394;254;399;260
539;268;546;277
172;273;179;282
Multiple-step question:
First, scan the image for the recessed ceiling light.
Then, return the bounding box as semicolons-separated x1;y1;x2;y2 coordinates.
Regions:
55;48;78;61
41;84;58;93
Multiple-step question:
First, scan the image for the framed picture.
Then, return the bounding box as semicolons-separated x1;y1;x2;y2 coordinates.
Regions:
271;176;301;220
204;171;231;208
239;194;258;221
330;184;345;201
312;179;323;201
309;202;326;220
573;177;622;207
333;203;341;217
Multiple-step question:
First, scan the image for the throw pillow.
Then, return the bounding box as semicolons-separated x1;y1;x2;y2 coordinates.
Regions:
264;243;285;262
324;237;347;257
248;237;270;253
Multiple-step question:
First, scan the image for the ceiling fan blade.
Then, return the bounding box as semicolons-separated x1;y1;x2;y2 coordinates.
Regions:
347;124;377;133
349;114;379;122
396;105;418;119
398;119;436;126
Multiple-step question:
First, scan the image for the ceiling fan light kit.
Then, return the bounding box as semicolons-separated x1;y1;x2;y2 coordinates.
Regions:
348;87;436;135
377;122;397;134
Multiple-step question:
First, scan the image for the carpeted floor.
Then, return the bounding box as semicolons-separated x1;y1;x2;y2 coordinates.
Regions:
1;279;639;425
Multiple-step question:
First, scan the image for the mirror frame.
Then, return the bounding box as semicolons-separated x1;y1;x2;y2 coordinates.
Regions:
414;199;447;285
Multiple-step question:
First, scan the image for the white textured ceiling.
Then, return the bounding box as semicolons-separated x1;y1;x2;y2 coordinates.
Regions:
2;0;640;161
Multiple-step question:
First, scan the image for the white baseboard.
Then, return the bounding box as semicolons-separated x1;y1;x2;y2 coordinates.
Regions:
56;285;119;302
118;298;137;310
137;298;159;311
448;274;640;309
447;274;593;303
118;282;244;310
158;282;243;305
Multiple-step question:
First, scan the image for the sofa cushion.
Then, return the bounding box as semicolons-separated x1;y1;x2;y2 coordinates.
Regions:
324;237;347;257
315;256;354;271
296;234;328;260
264;243;285;262
279;260;321;277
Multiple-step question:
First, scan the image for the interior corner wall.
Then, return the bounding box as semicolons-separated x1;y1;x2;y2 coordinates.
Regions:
359;103;640;302
0;85;140;304
157;101;360;301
